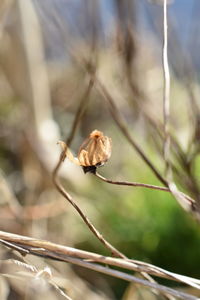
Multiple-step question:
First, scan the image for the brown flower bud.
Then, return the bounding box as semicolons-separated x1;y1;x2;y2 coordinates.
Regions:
78;130;112;173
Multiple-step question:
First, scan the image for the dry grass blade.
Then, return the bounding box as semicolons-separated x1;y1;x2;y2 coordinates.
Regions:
1;230;198;287
0;257;73;299
0;239;29;255
0;230;199;300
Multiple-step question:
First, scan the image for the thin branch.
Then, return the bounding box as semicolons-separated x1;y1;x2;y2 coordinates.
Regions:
95;77;168;187
52;143;174;299
95;172;170;191
91;74;198;217
94;172;195;205
52;143;126;259
47;257;197;300
66;77;94;147
93;77;197;209
0;230;199;300
69;54;166;188
163;0;171;177
67;47;174;194
55;24;200;216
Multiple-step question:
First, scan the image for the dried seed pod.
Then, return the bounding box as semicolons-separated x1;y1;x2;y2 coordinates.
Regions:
78;130;112;173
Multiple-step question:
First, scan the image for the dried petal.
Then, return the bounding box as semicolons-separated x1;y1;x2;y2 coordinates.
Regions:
78;130;112;172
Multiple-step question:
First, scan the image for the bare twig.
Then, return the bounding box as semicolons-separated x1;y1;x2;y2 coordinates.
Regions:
83;69;198;219
66;77;94;147
95;172;170;191
163;0;171;177
93;77;197;209
52;142;174;299
94;170;195;205
52;143;126;259
0;230;199;300
95;77;168;187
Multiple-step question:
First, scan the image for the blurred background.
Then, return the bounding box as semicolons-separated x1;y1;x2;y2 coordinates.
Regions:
1;0;200;299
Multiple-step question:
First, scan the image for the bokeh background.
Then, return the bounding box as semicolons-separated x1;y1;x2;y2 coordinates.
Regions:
1;0;200;299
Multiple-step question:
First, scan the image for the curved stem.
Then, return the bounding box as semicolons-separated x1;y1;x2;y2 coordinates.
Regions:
52;144;176;299
95;172;169;191
94;172;195;207
52;145;126;258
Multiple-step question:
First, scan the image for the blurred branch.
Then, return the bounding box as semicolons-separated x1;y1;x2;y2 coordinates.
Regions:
66;77;94;147
7;0;61;174
0;199;68;220
70;35;200;221
16;0;54;135
114;7;200;207
0;171;22;218
0;0;79;183
65;44;200;217
94;77;168;187
0;256;73;300
0;230;199;300
0;0;13;40
93;76;197;211
65;1;98;147
114;4;199;203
